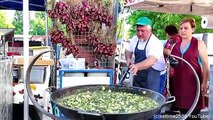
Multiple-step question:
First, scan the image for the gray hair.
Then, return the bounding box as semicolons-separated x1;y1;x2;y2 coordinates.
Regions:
147;25;152;30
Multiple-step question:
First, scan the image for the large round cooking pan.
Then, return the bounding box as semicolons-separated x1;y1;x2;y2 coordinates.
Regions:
25;51;175;120
51;84;173;120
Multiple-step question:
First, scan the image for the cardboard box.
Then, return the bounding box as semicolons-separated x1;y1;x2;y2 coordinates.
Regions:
14;56;54;66
29;46;51;59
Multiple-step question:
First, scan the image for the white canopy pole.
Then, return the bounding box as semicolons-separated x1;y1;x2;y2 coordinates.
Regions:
23;0;29;120
45;0;49;46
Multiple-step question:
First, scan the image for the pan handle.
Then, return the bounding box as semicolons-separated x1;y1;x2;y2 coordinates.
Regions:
118;67;130;86
78;111;106;120
164;96;176;106
25;50;71;120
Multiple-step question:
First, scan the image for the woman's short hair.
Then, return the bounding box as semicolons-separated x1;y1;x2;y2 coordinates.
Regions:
180;18;196;28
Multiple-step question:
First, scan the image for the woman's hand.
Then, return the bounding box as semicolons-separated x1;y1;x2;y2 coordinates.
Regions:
201;82;207;96
163;48;171;56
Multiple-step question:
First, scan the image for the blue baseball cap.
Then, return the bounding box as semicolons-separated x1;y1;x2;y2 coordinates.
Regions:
136;17;152;26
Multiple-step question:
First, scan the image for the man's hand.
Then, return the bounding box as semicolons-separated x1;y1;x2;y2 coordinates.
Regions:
126;59;133;67
125;50;133;67
130;64;138;75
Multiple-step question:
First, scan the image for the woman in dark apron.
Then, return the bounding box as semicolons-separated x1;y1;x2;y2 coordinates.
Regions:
171;18;209;120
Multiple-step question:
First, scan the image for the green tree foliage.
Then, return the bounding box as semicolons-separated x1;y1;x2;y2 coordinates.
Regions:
29;12;46;35
12;11;49;35
126;10;213;40
12;11;23;34
116;17;124;39
0;11;14;28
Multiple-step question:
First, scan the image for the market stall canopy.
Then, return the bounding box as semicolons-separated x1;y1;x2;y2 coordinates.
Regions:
0;0;45;11
124;0;213;16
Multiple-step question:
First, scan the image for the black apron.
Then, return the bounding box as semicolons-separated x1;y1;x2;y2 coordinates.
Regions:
133;38;161;93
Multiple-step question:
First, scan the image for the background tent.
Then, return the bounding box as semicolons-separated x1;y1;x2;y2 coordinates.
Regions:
124;0;213;16
0;0;45;11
